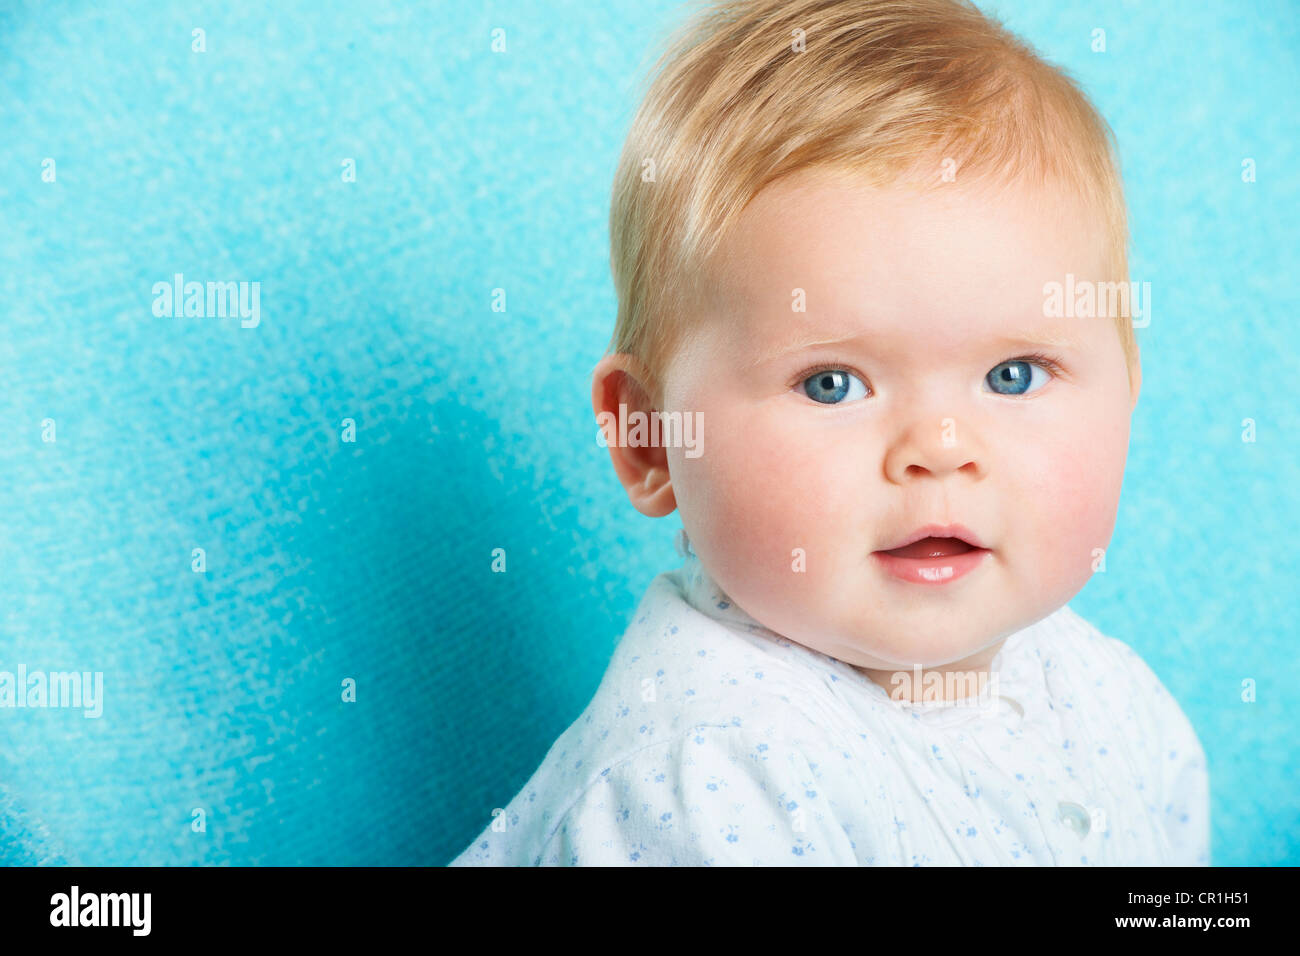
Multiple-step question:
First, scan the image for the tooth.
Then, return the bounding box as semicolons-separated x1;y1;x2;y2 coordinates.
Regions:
919;566;955;581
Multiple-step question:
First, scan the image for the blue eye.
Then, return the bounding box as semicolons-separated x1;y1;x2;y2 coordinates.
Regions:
801;369;869;404
986;360;1052;396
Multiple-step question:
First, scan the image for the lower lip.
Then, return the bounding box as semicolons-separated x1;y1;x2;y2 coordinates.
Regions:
872;547;991;585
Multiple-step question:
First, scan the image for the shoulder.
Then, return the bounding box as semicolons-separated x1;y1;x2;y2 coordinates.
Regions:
1033;606;1202;752
452;682;853;865
1046;607;1202;738
1037;605;1210;865
451;567;853;866
532;722;862;865
587;562;851;748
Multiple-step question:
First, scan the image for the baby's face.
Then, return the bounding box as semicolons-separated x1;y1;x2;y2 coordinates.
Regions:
660;168;1139;690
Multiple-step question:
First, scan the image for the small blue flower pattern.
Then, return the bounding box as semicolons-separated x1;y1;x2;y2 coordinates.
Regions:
450;553;1209;866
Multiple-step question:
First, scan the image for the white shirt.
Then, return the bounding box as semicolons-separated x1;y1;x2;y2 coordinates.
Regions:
450;548;1209;866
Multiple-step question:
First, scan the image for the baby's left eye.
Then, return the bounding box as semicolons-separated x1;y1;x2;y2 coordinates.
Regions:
985;359;1053;396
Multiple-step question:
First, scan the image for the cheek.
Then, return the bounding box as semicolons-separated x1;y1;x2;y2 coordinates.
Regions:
669;407;853;600
1019;407;1130;597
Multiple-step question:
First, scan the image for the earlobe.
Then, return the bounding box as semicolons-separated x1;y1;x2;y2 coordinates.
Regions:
591;354;678;518
636;465;677;517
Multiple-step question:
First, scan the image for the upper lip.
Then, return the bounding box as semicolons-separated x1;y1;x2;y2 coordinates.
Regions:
876;523;988;552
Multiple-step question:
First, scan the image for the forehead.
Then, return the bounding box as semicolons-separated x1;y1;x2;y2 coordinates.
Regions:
701;168;1109;352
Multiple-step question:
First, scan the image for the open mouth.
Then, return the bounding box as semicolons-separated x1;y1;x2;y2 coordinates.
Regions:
872;534;991;584
880;536;980;559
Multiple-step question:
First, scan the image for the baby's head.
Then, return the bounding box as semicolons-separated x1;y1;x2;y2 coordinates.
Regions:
593;0;1142;695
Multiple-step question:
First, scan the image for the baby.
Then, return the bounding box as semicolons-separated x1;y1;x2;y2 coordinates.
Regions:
451;0;1209;865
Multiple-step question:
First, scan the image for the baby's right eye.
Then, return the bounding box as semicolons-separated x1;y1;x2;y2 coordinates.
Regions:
799;368;870;404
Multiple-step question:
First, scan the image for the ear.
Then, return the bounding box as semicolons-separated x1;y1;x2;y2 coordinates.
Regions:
591;353;677;518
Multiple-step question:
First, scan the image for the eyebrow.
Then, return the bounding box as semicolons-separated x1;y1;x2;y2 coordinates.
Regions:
744;327;1086;369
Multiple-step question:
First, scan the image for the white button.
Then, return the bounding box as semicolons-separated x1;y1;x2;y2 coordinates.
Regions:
1057;801;1091;836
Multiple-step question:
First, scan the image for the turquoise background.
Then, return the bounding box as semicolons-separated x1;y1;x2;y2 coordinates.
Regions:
0;0;1295;866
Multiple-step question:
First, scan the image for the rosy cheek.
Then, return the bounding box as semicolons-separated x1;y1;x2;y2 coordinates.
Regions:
1026;416;1127;600
673;413;814;593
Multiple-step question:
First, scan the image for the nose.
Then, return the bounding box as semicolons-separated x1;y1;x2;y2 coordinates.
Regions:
883;414;985;485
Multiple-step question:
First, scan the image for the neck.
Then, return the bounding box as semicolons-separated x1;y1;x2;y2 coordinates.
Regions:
854;640;1005;703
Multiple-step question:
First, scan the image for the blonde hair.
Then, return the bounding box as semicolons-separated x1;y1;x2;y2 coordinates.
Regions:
606;0;1137;404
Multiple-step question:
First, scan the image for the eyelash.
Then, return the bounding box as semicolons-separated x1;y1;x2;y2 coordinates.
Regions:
790;352;1067;393
1010;351;1066;378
